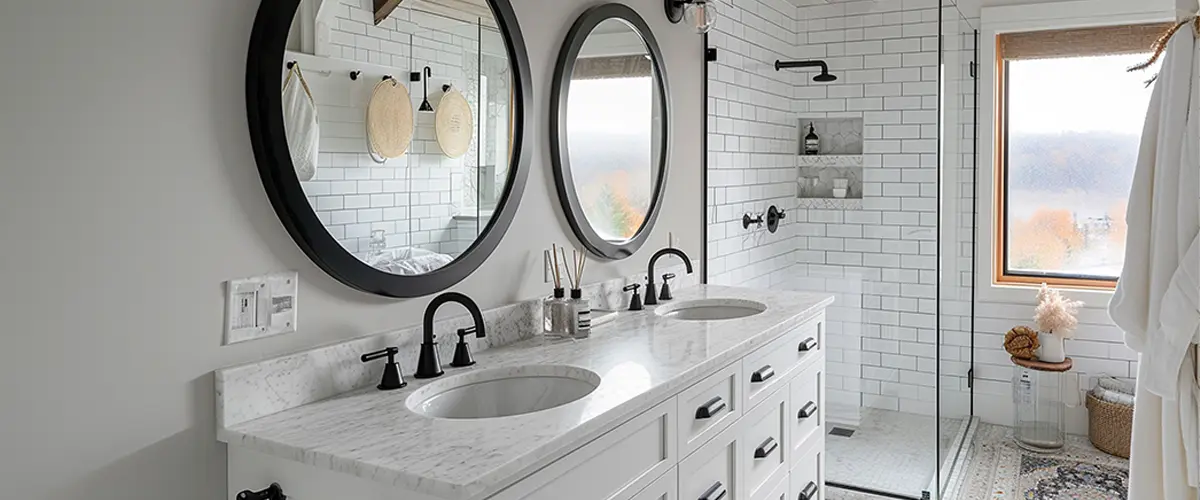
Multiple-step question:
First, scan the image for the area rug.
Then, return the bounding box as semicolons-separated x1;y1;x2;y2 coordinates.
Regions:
945;423;1130;500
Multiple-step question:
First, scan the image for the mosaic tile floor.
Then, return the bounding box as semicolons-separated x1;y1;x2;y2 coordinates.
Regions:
825;408;969;498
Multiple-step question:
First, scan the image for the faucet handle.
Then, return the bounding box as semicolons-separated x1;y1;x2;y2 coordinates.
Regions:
659;273;677;301
623;283;643;311
457;326;484;339
361;347;406;391
662;273;676;282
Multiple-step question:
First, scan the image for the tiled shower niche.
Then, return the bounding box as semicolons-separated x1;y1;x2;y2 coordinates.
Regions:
797;117;864;210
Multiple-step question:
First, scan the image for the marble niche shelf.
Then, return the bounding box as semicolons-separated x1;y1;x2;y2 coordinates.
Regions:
796;154;864;210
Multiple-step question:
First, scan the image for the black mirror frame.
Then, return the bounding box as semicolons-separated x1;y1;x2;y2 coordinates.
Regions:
246;0;532;298
550;3;671;261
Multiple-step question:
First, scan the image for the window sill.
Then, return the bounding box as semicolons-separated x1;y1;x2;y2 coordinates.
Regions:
981;279;1116;309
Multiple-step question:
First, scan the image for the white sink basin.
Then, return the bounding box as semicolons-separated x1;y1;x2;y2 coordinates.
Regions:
655;298;767;321
406;365;600;419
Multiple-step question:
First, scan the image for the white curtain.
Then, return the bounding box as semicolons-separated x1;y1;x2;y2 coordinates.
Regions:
1109;1;1200;498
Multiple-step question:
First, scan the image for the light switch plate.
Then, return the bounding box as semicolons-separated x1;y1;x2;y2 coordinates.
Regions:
224;271;298;345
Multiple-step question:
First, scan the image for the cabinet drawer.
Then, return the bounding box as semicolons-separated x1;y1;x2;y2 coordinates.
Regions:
789;432;824;500
742;316;822;410
496;400;677;500
788;362;822;461
679;423;739;500
741;386;787;500
677;361;742;459
632;468;679;500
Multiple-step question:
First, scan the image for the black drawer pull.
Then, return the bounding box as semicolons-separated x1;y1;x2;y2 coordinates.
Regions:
798;337;817;352
798;401;818;419
798;481;818;500
754;437;778;459
695;396;727;419
699;481;726;500
751;365;775;383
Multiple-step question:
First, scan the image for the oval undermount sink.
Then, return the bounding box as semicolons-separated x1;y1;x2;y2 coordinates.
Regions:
406;365;600;419
655;298;767;321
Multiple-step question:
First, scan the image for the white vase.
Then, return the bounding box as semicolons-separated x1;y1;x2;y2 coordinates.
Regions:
1038;332;1066;363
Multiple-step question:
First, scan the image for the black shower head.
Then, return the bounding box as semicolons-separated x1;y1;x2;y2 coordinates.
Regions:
774;59;837;83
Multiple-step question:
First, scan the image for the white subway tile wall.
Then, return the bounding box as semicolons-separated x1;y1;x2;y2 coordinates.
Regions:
296;1;505;259
707;0;1136;425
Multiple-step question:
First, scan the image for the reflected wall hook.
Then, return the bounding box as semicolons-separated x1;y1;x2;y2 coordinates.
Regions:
418;66;434;112
350;70;361;81
286;60;296;69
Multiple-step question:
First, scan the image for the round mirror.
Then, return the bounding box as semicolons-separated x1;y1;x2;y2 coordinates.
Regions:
551;4;669;260
246;0;531;297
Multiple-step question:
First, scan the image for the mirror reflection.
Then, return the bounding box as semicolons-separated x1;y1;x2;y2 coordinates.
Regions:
565;19;664;243
283;0;514;275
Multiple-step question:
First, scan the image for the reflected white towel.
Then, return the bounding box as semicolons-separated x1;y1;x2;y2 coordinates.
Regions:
282;65;319;182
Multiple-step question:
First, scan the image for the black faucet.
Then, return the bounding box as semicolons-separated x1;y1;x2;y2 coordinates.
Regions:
415;292;485;379
644;247;694;306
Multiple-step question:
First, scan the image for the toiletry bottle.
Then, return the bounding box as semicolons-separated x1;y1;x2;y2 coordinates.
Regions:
543;288;566;336
804;123;820;155
570;288;591;339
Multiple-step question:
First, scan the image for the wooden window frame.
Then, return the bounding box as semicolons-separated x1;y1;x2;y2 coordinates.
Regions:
992;48;1120;291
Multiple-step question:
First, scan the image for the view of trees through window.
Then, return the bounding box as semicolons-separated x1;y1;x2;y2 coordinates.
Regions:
566;76;655;241
1004;53;1155;280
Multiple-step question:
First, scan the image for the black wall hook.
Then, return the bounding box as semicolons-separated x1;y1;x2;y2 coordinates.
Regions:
350;70;361;80
285;61;297;69
419;66;434;112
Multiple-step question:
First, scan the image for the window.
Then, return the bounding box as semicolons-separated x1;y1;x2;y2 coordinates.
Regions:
995;23;1166;289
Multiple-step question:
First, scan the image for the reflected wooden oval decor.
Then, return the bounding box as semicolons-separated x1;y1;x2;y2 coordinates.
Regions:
435;87;473;158
366;79;414;159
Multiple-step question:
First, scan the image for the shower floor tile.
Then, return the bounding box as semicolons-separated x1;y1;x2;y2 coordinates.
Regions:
826;408;967;499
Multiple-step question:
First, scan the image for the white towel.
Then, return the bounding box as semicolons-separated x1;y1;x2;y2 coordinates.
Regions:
1109;3;1200;496
282;65;319;182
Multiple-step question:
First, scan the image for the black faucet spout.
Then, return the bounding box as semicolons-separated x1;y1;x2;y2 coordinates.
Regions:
645;247;694;306
416;292;485;379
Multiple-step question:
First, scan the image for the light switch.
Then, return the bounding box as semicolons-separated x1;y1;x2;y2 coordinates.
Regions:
224;271;298;345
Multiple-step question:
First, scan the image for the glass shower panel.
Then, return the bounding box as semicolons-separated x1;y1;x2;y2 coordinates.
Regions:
937;3;979;498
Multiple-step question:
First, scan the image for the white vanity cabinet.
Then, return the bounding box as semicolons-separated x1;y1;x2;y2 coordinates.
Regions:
226;313;825;500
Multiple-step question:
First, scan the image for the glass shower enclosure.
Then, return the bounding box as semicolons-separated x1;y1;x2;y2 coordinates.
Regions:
703;0;978;498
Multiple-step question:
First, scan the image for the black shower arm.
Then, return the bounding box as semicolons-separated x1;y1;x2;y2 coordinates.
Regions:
774;60;829;73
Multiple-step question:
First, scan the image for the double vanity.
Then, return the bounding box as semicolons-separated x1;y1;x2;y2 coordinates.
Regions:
219;285;832;500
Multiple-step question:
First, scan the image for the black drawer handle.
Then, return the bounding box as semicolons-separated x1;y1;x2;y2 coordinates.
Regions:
754;437;778;459
751;365;775;383
695;396;727;419
699;481;726;500
798;401;818;419
798;337;817;352
798;481;818;500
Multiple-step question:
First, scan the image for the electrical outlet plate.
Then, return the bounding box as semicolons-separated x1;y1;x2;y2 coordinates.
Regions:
224;271;298;345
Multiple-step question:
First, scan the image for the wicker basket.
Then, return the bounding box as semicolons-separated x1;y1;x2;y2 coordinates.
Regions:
1086;392;1133;458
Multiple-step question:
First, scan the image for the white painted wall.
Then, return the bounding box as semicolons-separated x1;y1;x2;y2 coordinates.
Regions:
0;0;702;498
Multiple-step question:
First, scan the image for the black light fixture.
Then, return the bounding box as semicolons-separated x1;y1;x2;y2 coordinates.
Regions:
774;60;838;83
664;0;718;34
417;66;434;112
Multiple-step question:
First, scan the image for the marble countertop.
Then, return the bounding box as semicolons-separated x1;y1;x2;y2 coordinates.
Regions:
219;285;833;500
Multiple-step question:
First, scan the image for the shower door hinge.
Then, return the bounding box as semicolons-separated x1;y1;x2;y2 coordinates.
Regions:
922;491;931;500
967;368;975;389
706;48;717;62
969;61;977;78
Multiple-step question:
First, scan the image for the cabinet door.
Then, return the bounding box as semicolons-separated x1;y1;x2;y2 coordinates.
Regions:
789;432;824;500
679;423;739;500
632;468;679;500
788;361;823;463
741;386;788;500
